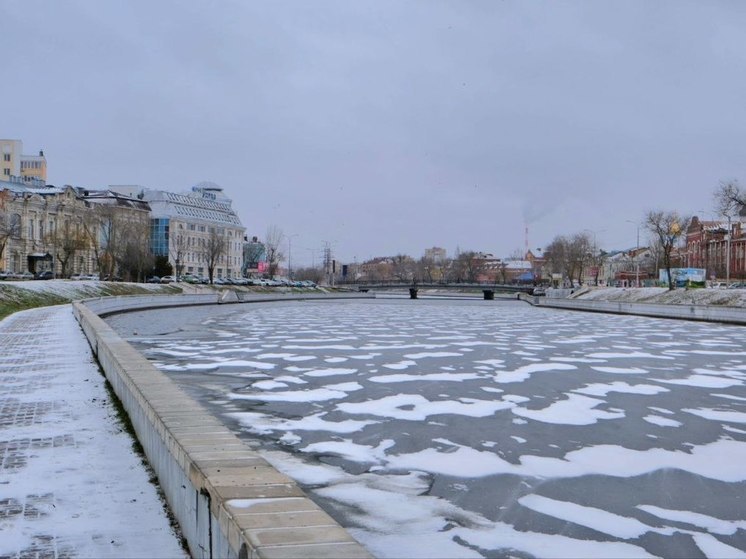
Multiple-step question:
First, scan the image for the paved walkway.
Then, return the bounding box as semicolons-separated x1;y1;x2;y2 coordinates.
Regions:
0;305;186;558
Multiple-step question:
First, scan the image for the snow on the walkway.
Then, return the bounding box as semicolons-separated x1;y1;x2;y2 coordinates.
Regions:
0;306;185;558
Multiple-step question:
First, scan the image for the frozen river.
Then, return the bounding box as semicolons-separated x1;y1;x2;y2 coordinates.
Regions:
107;298;746;558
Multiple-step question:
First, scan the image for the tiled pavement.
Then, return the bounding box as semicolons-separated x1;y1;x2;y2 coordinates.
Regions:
0;305;186;558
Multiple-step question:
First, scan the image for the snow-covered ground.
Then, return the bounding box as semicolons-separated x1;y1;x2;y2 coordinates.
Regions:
0;279;178;299
109;299;746;559
569;286;746;307
0;305;186;558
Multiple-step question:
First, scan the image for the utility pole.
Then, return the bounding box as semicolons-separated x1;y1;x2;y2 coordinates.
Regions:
726;214;732;286
287;234;298;280
626;220;640;287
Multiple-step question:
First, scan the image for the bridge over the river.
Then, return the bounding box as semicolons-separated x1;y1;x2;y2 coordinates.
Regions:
340;281;537;299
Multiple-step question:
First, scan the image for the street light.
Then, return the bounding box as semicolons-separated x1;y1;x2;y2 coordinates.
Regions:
287;234;299;280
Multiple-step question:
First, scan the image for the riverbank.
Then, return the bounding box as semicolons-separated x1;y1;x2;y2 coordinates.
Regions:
567;286;746;307
0;279;332;320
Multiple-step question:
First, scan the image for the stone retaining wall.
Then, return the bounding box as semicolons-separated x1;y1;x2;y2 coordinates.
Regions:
519;294;746;325
72;293;374;559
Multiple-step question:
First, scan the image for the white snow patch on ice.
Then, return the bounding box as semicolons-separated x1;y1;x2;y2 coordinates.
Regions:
654;375;743;388
512;394;625;425
369;372;482;383
648;406;674;415
252;380;288;390
404;352;463;359
691;533;746;559
682;408;746;424
337;394;515;421
574;382;668;397
519;494;659;539
712;393;746;402
383;438;746;482
494;362;577;383
590;366;649;375
229;411;378;435
303;367;358;377
229;383;363;403
588;351;673;360
637;504;746;535
642;415;682;427
324;357;349;363
382;360;417;370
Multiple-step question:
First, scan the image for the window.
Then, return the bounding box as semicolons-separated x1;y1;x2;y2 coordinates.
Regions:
3;169;9;176
3;154;9;162
10;214;21;238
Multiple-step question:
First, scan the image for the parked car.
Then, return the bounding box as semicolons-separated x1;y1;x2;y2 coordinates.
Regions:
160;275;175;284
81;274;100;281
12;272;34;280
0;270;10;280
181;274;200;284
35;271;54;280
728;282;746;289
532;286;546;296
146;276;161;283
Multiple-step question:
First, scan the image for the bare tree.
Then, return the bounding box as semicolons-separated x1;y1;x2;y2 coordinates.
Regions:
117;220;153;282
0;191;20;265
712;180;744;285
47;215;88;278
449;251;483;283
714;179;745;217
264;226;284;279
544;236;571;285
202;228;227;284
567;232;594;286
391;254;415;282
170;225;187;281
645;210;690;290
82;205;117;278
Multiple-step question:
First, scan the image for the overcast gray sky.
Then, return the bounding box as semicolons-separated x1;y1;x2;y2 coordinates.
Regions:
3;0;745;266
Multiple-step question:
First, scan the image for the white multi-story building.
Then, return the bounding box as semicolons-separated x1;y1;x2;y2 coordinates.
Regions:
110;182;245;279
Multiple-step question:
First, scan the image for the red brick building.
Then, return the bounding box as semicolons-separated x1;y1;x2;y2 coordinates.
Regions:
684;213;746;282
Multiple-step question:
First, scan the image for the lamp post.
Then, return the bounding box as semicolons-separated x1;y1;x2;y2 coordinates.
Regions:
726;214;732;286
287;234;299;280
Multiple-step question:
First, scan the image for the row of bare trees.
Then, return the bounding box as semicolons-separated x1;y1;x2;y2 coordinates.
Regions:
543;180;746;291
543;232;599;287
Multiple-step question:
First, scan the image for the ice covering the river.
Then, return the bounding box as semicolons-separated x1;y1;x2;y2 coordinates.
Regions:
110;298;746;559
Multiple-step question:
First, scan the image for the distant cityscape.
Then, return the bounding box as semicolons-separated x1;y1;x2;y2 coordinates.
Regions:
1;137;745;286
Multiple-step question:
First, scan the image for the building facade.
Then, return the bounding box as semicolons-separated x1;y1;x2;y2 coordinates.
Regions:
1;139;47;183
685;214;746;282
0;180;92;276
110;182;245;279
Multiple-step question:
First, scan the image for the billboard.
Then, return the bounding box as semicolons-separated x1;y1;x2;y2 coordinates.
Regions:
659;268;706;284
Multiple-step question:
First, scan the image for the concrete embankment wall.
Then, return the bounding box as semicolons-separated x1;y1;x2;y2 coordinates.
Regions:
519;294;746;325
73;292;374;559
